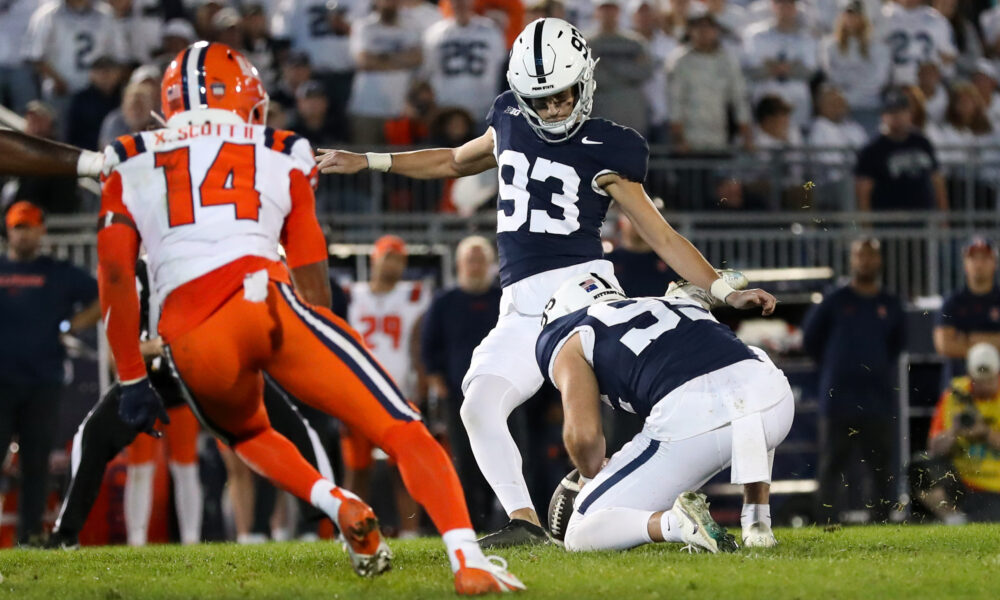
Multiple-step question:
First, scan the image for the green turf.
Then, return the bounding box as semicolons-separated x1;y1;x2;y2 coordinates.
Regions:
2;525;1000;599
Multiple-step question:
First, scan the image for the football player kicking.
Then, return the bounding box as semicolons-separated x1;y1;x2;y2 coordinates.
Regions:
98;42;523;594
536;274;794;551
316;17;777;547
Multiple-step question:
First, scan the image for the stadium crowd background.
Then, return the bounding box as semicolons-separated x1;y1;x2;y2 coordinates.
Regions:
2;0;1000;546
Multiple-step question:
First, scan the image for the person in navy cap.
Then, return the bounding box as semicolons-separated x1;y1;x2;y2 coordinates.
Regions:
934;237;1000;385
855;86;948;212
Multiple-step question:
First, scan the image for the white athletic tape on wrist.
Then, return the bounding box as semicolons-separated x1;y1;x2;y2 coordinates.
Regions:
365;152;392;172
710;278;737;303
77;150;104;178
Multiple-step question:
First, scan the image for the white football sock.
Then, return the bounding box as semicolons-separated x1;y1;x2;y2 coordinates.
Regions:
309;479;361;523
442;528;488;573
169;461;203;545
658;511;686;544
741;503;771;532
564;507;654;551
460;375;531;515
125;463;155;547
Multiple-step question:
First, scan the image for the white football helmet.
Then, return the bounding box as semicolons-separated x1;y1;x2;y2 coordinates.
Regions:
506;17;598;143
541;273;626;327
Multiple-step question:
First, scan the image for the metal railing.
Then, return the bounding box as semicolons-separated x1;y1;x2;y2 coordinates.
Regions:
37;209;999;300
311;144;1000;214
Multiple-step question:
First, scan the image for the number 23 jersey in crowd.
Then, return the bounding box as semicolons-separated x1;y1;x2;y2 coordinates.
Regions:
487;91;649;288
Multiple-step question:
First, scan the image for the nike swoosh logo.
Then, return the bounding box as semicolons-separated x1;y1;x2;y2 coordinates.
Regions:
581;137;602;145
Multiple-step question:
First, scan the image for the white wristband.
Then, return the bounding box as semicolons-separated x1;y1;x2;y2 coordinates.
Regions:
579;475;592;486
77;149;104;178
710;278;737;303
365;152;392;172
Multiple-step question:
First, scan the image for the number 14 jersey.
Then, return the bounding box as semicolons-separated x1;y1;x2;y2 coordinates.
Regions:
101;124;318;307
488;91;649;287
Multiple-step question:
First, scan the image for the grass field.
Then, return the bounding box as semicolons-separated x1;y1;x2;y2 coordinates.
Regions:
2;525;1000;599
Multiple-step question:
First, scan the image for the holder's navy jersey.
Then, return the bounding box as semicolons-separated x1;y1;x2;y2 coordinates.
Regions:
535;297;757;417
487;91;649;287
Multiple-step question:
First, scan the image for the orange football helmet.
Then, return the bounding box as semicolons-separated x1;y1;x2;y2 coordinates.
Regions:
161;41;268;125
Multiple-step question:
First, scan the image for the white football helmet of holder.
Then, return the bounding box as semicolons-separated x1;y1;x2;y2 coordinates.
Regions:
541;272;627;327
506;17;598;143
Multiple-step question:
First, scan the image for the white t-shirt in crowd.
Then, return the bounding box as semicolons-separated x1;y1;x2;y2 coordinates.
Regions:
808;115;869;179
23;0;128;93
271;0;368;73
819;35;891;111
0;0;40;67
348;14;424;118
743;22;818;129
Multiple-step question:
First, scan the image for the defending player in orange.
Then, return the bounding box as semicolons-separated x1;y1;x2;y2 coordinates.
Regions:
96;41;523;594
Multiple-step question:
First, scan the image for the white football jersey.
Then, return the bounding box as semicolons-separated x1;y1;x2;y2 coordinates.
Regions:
22;0;128;93
880;3;956;85
348;280;431;399
271;0;367;73
102;123;316;304
421;16;506;120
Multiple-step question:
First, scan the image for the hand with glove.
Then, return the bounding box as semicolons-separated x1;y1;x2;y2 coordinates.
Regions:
118;377;170;437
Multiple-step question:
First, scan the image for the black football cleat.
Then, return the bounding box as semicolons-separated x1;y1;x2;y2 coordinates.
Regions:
478;519;551;549
44;531;80;550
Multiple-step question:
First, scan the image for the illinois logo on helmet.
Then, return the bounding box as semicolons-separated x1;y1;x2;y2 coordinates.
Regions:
161;41;269;126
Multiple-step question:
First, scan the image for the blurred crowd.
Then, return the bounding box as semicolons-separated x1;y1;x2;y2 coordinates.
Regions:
8;0;1000;212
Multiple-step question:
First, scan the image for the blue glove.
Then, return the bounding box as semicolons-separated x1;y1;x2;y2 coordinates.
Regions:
118;377;170;437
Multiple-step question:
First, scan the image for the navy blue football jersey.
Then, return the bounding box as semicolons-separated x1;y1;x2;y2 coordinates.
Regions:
487;91;649;287
535;297;757;417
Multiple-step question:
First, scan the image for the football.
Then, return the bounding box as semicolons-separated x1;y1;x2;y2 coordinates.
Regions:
547;469;583;543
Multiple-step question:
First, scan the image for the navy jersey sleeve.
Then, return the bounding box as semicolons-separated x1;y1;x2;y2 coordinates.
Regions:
601;124;649;183
535;310;590;384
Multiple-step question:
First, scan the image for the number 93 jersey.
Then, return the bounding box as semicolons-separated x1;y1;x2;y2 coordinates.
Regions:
100;124;318;305
488;91;649;287
535;297;757;418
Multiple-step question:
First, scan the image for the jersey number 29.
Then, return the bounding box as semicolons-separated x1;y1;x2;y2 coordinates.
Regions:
155;142;262;227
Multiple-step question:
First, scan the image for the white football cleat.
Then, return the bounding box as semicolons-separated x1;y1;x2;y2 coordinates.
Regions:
454;555;526;595
670;492;739;554
742;522;778;548
665;269;749;311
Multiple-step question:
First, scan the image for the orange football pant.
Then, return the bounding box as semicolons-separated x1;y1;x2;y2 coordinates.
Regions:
165;279;471;534
127;405;200;465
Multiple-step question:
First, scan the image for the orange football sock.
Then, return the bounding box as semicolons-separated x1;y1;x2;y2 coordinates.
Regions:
382;421;473;533
232;427;324;502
